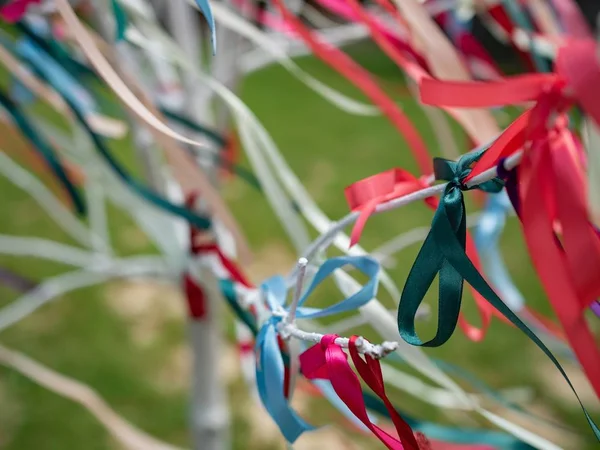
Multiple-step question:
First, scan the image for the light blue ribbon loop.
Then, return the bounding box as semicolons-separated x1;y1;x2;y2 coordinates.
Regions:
254;255;380;442
255;319;315;443
294;256;380;319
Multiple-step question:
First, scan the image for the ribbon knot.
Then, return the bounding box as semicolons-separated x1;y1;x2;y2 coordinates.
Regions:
433;151;505;194
345;168;436;246
254;256;380;443
398;149;503;347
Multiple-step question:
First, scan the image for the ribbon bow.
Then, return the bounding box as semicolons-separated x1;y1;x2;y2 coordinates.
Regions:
419;38;600;182
300;334;421;450
255;256;379;442
345;168;435;247
398;149;503;347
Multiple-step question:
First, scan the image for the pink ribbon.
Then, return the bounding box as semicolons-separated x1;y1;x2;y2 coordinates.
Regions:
0;0;40;22
300;334;421;450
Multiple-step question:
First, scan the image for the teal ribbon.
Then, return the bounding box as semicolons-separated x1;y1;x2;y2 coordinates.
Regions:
0;90;87;215
398;149;503;347
219;279;258;335
110;0;128;42
398;151;600;439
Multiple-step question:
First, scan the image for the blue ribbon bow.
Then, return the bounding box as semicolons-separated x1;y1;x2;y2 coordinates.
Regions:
255;255;379;442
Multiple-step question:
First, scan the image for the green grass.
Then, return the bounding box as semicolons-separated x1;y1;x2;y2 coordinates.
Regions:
0;41;598;449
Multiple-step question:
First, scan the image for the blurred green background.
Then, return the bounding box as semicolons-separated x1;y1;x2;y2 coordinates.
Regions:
0;41;598;449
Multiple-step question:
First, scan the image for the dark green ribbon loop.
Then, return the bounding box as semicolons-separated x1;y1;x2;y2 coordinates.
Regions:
399;151;600;439
398;150;503;347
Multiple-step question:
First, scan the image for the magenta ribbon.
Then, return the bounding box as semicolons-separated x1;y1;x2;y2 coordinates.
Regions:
300;334;422;450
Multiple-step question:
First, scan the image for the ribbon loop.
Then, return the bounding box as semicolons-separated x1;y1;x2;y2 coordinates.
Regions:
345;169;435;246
398;150;504;347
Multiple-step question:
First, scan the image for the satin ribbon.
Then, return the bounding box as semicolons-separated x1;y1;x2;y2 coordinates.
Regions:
344;168;436;247
193;0;216;54
300;334;420;450
255;256;379;442
0;0;38;22
344;154;513;343
474;191;573;358
398;149;600;437
420;39;600;131
398;149;504;347
362;393;531;450
0;90;86;214
15;36;98;116
111;0;127;42
504;125;600;399
418;38;600;307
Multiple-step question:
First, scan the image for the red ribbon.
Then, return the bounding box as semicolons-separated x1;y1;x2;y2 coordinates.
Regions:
183;273;207;318
300;334;421;450
518;125;600;398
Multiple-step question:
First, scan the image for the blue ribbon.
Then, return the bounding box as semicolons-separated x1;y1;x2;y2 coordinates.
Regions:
15;37;98;115
195;0;216;55
255;255;379;442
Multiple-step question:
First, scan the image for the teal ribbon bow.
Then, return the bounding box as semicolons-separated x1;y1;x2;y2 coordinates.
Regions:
398;151;600;439
398;149;503;347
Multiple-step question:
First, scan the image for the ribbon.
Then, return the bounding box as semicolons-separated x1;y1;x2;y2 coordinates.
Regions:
474;191;567;339
194;0;216;54
512;125;600;398
345;151;515;343
344;168;436;247
0;90;86;214
111;0;128;42
301;334;421;450
0;0;39;22
255;256;379;442
398;150;504;347
398;151;600;437
16;36;215;231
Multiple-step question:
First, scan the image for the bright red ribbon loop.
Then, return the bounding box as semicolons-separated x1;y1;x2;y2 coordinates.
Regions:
344;169;434;246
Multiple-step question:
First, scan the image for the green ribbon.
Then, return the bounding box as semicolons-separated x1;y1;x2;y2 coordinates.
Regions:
0;90;87;215
398;151;600;439
398;150;503;347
